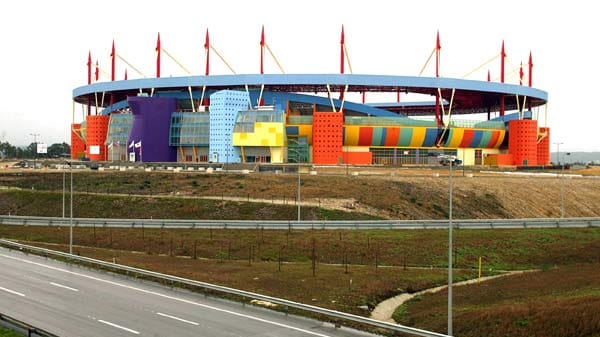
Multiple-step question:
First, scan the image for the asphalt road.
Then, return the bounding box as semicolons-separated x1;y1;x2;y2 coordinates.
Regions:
0;247;378;337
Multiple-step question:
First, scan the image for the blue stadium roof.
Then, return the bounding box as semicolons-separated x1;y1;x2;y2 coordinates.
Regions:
73;73;548;116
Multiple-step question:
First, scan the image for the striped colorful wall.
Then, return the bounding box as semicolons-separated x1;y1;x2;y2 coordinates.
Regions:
342;126;505;149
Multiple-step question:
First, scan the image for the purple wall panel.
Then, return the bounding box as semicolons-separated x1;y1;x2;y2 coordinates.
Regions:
127;96;177;162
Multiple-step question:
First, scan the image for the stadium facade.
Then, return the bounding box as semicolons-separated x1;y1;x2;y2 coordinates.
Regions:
71;30;549;167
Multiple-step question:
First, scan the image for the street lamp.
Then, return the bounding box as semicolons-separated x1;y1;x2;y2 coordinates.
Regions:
553;142;564;218
62;167;65;219
297;164;301;222
30;133;40;169
439;154;456;336
65;161;74;254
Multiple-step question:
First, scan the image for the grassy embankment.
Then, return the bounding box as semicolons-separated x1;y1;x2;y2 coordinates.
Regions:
1;170;600;336
1;170;600;219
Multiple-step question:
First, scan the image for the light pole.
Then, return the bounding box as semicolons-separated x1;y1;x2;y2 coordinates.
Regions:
62;167;65;219
30;133;40;169
297;164;301;222
448;156;455;337
68;161;73;254
554;142;564;218
440;154;456;336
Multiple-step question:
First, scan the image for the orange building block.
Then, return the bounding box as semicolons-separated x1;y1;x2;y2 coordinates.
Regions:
312;112;343;164
86;115;109;161
537;127;550;165
508;120;538;166
70;123;85;159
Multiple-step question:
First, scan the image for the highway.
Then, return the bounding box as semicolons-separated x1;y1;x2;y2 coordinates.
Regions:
0;247;378;337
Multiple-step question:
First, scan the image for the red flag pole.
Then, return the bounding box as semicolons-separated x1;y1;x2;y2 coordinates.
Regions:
500;41;505;116
124;69;128;80
435;31;442;126
87;51;92;85
519;62;524;85
435;31;441;77
339;25;345;101
87;51;92;116
528;51;533;111
260;25;265;74
95;60;99;82
204;29;210;76
487;69;490;82
340;25;345;74
111;40;116;81
528;51;533;87
156;33;161;78
500;40;505;83
203;29;210;105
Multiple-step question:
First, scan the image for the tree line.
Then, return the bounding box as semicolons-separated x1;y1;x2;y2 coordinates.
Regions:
0;141;70;159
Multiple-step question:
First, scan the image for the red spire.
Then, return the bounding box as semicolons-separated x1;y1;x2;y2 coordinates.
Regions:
435;30;441;78
155;33;161;78
87;51;92;85
500;40;506;83
487;69;491;82
94;60;99;82
110;40;116;81
340;25;345;74
124;69;128;80
260;25;265;74
519;62;524;85
528;51;533;87
204;29;210;76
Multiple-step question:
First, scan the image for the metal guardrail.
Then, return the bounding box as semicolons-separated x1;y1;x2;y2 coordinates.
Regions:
0;239;448;337
1;215;599;230
0;312;59;337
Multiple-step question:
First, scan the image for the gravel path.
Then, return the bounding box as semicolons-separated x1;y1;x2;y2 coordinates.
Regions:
370;270;534;322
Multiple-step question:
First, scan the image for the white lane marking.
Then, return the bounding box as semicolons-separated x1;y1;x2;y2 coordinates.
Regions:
98;319;140;335
0;253;334;337
0;286;25;297
50;282;79;292
156;312;200;326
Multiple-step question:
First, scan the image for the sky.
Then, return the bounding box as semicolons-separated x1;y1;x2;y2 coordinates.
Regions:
0;0;597;152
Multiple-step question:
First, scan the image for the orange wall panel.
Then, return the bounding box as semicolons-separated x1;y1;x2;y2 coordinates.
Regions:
508;120;538;166
343;151;372;165
86;115;109;161
70;123;85;159
312;112;343;164
537;127;550;165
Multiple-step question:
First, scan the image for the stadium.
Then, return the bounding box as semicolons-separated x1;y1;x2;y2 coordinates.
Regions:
70;28;549;167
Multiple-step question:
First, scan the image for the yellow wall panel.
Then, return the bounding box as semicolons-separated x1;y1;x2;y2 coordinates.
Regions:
298;125;313;144
233;122;285;146
270;147;284;163
409;127;426;147
459;148;476;165
344;126;360;146
447;128;464;148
